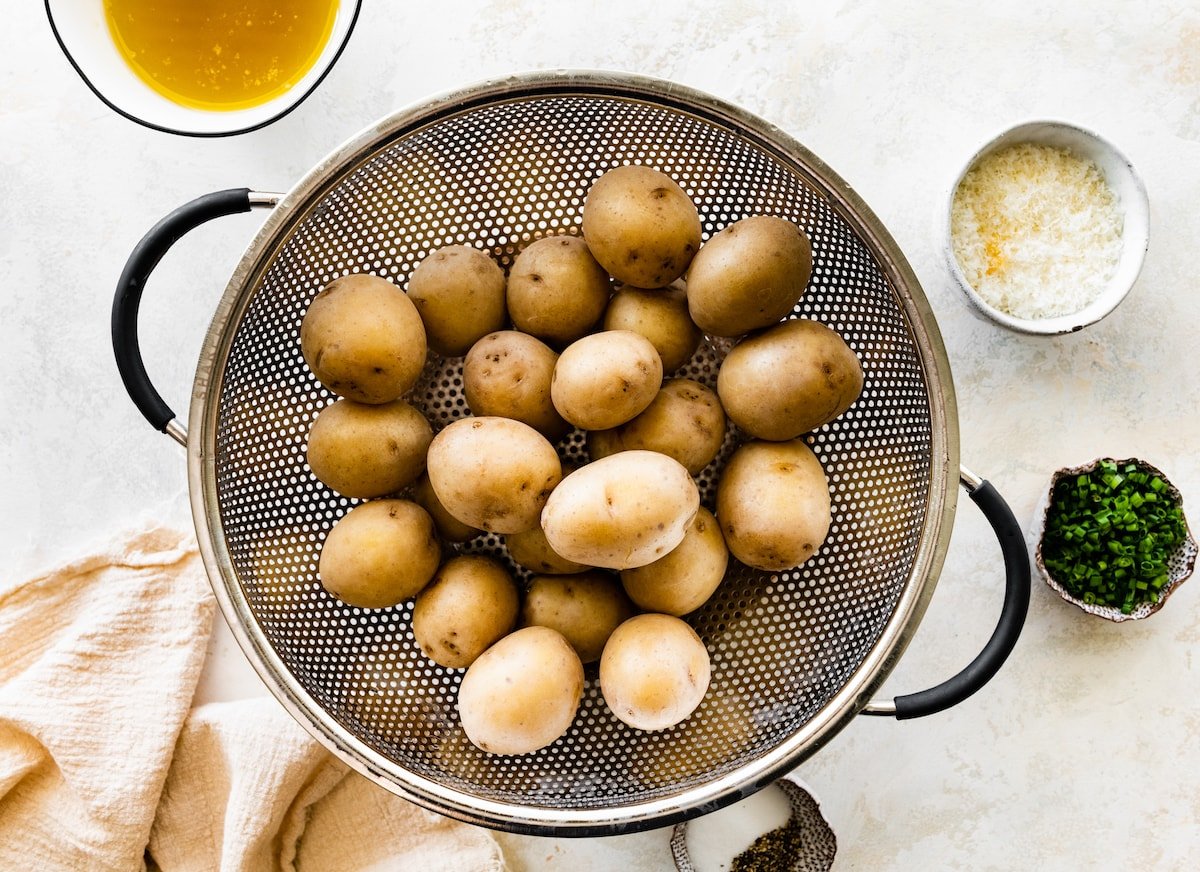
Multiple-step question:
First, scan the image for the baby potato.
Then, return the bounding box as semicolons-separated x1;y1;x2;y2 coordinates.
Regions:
505;526;588;575
300;273;426;403
463;331;569;441
407;245;507;357
520;572;635;663
620;507;728;616
715;439;831;571
507;236;611;347
458;626;584;755
427;417;562;534
686;216;813;337
410;473;481;543
582;165;701;288
306;399;431;499
541;451;699;570
551;331;663;430
600;614;711;731
602;281;702;373
318;500;440;608
413;556;519;669
611;379;726;476
717;318;864;441
586;427;625;464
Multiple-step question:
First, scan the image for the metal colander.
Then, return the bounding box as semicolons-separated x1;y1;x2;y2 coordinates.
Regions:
114;72;1032;838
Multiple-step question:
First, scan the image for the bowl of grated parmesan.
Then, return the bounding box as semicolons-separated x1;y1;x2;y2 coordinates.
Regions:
945;120;1149;334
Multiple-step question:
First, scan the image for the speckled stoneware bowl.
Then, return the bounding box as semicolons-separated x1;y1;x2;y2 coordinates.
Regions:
1033;458;1197;622
943;120;1150;335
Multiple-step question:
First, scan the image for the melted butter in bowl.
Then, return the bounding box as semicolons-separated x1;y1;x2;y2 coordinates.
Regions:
47;0;359;135
104;0;340;113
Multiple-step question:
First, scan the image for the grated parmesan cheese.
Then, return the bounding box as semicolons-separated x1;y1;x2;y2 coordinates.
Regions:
950;143;1123;320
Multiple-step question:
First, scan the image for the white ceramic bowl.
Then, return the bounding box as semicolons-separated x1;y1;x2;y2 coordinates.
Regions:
942;120;1149;335
46;0;360;137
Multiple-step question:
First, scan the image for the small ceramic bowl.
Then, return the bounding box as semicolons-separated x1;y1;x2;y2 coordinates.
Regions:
46;0;361;137
943;120;1150;335
1033;458;1197;622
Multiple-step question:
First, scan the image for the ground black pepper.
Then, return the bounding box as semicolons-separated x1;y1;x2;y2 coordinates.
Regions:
730;813;807;871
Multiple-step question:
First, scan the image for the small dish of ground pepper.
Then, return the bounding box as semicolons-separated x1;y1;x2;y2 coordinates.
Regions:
1035;458;1197;621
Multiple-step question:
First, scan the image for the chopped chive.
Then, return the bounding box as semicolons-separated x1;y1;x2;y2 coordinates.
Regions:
1042;460;1187;612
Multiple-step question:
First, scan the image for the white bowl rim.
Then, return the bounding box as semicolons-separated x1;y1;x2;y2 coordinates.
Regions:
941;117;1150;335
45;0;362;138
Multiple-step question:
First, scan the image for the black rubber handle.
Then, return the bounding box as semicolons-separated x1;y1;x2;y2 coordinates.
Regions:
113;188;253;433
891;479;1031;719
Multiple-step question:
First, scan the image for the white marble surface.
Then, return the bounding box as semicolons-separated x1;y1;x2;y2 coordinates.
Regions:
4;1;1199;869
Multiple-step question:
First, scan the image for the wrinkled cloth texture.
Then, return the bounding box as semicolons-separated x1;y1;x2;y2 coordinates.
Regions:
149;698;505;872
0;528;505;872
0;528;213;871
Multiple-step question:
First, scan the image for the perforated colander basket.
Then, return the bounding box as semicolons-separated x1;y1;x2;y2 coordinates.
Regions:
113;71;1030;836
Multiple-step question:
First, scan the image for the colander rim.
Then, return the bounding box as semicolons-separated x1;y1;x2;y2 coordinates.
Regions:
186;69;960;836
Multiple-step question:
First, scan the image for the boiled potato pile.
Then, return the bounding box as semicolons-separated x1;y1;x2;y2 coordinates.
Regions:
295;163;865;756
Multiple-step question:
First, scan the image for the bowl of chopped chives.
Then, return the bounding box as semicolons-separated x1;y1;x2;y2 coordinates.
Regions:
944;120;1149;334
1034;458;1196;621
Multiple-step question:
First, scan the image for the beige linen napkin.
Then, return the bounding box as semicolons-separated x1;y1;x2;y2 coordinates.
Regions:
0;528;215;870
149;698;504;872
0;528;504;872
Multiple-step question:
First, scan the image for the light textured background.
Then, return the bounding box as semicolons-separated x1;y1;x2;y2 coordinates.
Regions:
3;1;1199;869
